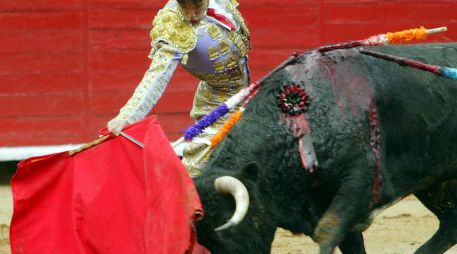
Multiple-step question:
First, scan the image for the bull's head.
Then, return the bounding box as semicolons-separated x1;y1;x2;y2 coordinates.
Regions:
194;162;279;254
193;55;318;253
212;176;249;231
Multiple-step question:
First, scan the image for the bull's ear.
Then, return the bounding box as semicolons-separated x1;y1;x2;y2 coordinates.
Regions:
240;161;259;183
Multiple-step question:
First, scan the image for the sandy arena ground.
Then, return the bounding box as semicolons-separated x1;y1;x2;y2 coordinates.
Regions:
1;183;457;254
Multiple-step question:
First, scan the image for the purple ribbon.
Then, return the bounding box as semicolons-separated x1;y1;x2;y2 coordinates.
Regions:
183;103;230;140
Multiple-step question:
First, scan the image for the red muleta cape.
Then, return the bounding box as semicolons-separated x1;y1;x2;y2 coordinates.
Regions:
10;116;208;254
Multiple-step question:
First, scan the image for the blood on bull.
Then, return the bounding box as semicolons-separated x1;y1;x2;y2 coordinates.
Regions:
193;43;457;254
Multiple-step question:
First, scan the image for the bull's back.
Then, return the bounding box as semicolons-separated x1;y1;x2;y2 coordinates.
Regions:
342;43;457;186
368;44;457;172
299;43;457;188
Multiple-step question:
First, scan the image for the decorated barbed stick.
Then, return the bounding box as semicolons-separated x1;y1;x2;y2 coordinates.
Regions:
172;56;299;149
193;111;244;164
359;48;457;81
194;85;261;164
319;26;447;53
209;83;260;149
171;82;261;148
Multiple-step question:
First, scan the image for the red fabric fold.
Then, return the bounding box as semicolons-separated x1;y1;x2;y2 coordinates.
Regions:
10;116;205;254
207;8;235;30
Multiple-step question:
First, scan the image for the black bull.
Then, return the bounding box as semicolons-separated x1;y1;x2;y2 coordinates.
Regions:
193;43;457;254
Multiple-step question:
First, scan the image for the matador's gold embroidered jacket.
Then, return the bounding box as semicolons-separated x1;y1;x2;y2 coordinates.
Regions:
115;0;251;124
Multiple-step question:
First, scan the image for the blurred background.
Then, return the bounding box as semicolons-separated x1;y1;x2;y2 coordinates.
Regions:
1;0;457;154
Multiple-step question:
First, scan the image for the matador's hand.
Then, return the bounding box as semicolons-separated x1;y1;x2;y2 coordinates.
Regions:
107;118;129;136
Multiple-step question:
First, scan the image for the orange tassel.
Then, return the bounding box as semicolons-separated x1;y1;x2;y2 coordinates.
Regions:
386;26;428;44
210;111;244;148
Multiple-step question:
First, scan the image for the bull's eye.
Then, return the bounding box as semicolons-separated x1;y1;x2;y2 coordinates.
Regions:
278;82;309;115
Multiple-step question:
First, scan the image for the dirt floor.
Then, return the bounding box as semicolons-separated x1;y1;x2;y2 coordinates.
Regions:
271;196;457;254
1;180;457;254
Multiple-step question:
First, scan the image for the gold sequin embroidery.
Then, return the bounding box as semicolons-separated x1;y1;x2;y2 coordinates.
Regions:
117;46;178;122
219;40;231;55
207;24;221;39
214;61;226;73
190;67;243;86
208;39;231;60
150;9;197;53
225;53;237;69
225;0;250;51
229;30;249;57
208;46;220;60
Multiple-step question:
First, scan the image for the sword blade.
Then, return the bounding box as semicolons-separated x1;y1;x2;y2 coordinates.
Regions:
120;131;144;148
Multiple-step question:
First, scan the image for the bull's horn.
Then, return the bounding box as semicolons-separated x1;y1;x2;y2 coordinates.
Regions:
214;176;250;231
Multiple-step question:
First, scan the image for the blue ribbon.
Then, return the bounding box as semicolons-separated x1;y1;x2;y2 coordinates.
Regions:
440;67;457;80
